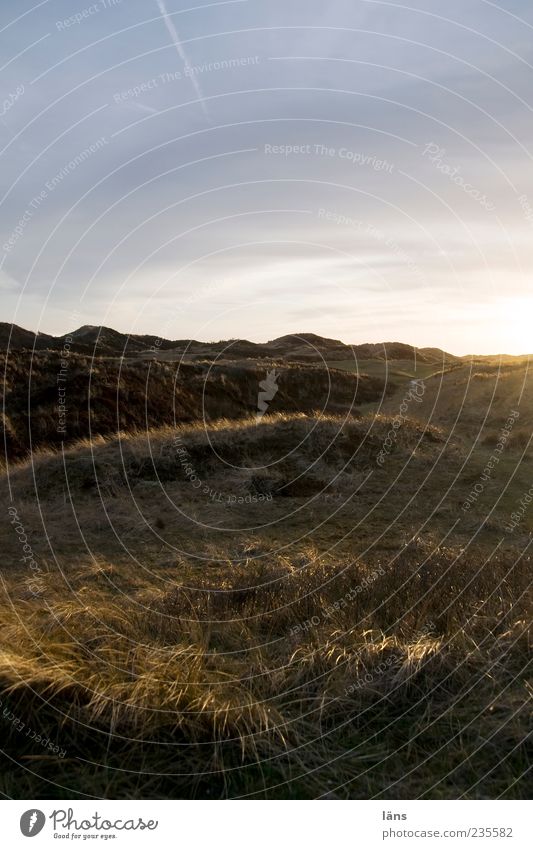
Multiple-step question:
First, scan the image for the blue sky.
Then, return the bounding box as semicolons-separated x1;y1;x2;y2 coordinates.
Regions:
1;0;532;353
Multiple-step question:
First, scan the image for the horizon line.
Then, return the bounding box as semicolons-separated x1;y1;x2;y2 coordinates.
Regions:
2;320;531;360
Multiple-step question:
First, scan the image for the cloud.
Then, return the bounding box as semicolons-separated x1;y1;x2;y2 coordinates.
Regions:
155;0;211;121
0;266;20;291
125;101;160;115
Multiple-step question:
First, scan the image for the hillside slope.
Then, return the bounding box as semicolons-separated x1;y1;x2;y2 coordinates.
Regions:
1;350;386;463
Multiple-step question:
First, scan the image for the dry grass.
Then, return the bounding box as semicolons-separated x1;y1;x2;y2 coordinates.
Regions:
0;350;387;464
0;542;530;799
391;361;532;444
0;408;531;799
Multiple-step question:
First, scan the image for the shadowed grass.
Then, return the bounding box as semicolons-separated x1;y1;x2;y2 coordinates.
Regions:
0;539;530;799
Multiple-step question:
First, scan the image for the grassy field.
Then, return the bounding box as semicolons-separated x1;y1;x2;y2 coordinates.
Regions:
0;373;531;798
0;350;386;465
329;357;458;385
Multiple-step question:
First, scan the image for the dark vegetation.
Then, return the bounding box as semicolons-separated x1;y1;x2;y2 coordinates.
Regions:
1;349;386;464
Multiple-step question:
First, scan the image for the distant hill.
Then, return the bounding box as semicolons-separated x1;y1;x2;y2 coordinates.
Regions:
62;325;180;355
0;323;459;364
349;342;458;363
0;323;54;350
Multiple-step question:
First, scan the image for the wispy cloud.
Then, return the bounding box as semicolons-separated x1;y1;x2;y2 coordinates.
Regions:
155;0;211;121
127;101;160;115
0;266;21;291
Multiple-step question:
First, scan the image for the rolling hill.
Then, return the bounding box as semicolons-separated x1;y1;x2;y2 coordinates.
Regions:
0;349;387;463
0;322;459;364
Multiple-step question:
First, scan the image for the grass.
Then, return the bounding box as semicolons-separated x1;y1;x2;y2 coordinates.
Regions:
0;539;530;799
1;350;386;464
0;400;531;798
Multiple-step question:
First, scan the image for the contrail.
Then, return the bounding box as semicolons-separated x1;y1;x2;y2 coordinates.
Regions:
131;101;159;115
155;0;210;121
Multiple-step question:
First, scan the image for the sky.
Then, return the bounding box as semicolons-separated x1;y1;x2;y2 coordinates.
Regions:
0;0;532;354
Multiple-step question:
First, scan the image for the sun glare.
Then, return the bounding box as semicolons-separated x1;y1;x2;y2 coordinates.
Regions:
501;296;533;355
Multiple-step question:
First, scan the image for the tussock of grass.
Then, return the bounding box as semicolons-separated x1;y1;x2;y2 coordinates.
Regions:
5;413;446;505
0;539;530;799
